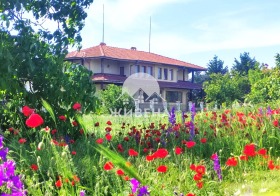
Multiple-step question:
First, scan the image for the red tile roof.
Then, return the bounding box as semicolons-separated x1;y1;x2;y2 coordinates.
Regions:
66;43;206;71
92;73;203;89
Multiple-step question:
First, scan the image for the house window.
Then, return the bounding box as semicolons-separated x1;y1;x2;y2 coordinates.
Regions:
141;66;146;73
164;68;168;80
158;68;162;79
130;65;134;74
147;66;153;76
170;69;173;80
166;91;182;103
120;67;124;76
135;65;140;73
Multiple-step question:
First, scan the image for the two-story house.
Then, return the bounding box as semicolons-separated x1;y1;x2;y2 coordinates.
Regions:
66;43;206;110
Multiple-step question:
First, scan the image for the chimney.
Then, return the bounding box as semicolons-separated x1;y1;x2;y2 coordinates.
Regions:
100;42;106;46
131;47;137;50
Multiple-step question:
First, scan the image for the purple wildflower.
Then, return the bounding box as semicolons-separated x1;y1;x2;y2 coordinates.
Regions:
130;178;140;193
267;106;272;116
190;103;196;140
80;190;86;196
0;135;3;149
0;147;8;161
0;135;27;195
138;186;150;196
169;107;176;126
212;153;222;181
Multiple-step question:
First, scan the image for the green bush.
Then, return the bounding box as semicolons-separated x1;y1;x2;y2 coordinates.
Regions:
246;67;280;103
99;84;135;114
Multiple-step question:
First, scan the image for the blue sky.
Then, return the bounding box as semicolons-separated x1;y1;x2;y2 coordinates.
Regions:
78;0;280;69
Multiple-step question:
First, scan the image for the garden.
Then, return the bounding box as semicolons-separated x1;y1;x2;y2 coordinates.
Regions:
1;0;280;195
0;101;280;195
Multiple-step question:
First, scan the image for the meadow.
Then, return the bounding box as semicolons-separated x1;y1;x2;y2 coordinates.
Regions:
1;102;280;196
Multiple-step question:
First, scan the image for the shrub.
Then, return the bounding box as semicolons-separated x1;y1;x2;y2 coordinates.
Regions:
99;84;135;114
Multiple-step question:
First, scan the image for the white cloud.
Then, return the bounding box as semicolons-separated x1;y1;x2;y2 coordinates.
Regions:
78;0;280;67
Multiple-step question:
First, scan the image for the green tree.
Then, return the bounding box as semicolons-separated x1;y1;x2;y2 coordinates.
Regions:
0;0;98;134
275;53;280;68
246;67;280;103
99;84;135;114
232;52;257;75
203;73;248;106
207;55;228;75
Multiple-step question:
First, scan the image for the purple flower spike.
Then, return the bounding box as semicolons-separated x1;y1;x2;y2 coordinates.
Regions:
130;178;140;193
80;190;86;196
138;186;150;196
0;135;4;149
190;103;196;140
169;106;176;126
212;153;222;181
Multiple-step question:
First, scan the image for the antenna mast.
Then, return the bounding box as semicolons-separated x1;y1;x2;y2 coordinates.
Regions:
149;16;151;53
102;4;105;43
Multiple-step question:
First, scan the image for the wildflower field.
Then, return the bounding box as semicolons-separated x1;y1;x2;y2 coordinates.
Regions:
1;102;280;196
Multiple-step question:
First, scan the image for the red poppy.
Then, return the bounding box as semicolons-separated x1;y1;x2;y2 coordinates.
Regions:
105;127;112;132
243;144;256;157
8;127;14;132
175;147;183;155
55;179;63;188
128;149;138;156
103;161;114;171
58;115;66;121
70;140;75;144
268;160;275;170
79;129;84;135
73;175;80;182
51;129;57;135
72;121;78;126
186;141;196;148
105;134;112;141
258;148;267;156
106;121;112;125
19;138;27;144
124;137;129;141
157;165;167;173
193;173;203;181
30;164;38;171
200;138;207;143
146;155;155;161
123;176;130;181
117;144;124;152
196;181;203;189
25;113;44;128
94;122;100;127
51;139;59;146
72;103;81;111
116;169;125;176
153;148;168;159
240;155;248;161
186;193;196;196
226;157;238;166
71;151;76;155
96;138;103;144
22;106;35;117
273;119;279;127
195;165;206;175
190;164;196;171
